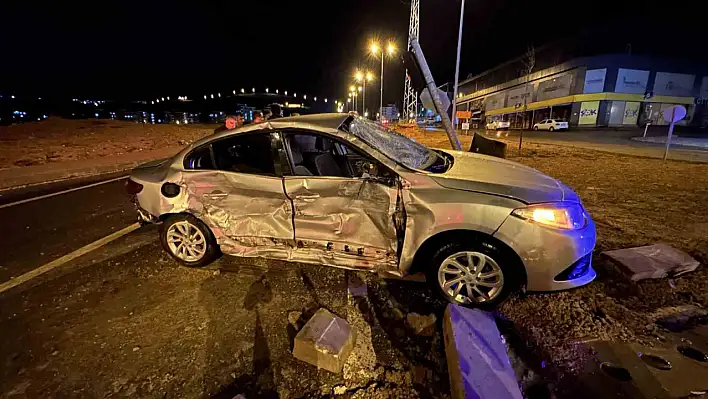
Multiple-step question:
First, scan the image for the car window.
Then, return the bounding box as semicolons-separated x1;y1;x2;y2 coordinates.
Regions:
211;133;276;176
285;132;377;178
184;145;215;170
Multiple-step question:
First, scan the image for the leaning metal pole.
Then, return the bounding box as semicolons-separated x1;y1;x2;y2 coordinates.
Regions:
410;39;462;150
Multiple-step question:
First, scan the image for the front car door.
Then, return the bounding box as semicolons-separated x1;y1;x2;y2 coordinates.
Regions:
180;130;294;258
280;129;403;272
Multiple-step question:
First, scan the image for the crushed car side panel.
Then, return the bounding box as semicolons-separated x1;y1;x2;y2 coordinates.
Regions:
157;170;297;258
283;177;400;272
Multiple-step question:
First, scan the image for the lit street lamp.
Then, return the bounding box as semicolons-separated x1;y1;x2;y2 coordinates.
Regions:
370;41;396;120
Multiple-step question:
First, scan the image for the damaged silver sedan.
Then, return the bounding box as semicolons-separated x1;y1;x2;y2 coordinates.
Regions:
128;114;596;307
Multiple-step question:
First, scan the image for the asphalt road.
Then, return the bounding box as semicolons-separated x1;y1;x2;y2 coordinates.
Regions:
0;175;452;398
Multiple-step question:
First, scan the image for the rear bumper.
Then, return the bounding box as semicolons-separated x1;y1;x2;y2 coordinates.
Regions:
493;214;596;292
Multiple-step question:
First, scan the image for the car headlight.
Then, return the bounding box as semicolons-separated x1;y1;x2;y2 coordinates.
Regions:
512;202;587;230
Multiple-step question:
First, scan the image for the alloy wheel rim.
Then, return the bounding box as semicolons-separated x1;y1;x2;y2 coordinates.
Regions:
438;251;504;304
166;221;207;262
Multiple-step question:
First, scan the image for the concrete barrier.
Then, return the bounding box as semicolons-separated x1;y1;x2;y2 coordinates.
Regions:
443;304;522;399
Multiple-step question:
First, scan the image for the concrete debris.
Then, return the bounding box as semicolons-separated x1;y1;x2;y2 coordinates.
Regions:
443;304;522;399
604;244;700;281
292;308;356;373
132;346;141;352
287;311;302;328
406;312;437;336
580;340;708;398
333;385;348;395
347;273;368;298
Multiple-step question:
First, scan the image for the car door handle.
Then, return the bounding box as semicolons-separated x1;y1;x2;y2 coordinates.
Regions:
204;191;228;198
295;194;320;202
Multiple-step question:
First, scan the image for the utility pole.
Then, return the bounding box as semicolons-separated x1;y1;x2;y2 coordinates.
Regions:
380;54;384;120
402;0;420;121
410;39;462;150
451;0;466;130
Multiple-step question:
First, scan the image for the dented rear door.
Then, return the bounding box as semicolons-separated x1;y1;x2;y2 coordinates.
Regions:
283;177;399;270
182;131;294;256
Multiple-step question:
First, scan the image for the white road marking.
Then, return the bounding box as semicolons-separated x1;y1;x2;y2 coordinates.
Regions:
0;176;128;209
0;222;141;294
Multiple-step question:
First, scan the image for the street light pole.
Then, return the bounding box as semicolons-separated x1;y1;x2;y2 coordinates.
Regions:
451;0;466;130
380;51;384;121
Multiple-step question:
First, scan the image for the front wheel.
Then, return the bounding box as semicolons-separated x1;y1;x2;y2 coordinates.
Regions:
160;214;221;267
426;240;521;308
533;126;538;131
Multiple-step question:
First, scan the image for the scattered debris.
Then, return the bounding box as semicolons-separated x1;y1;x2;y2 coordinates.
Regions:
332;385;347;395
212;269;221;276
406;312;437;336
287;311;302;328
292;308;356;373
347;273;368;298
132;346;141;352
649;305;708;332
604;244;700;281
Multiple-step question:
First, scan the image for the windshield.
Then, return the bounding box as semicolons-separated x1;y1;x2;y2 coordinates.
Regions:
346;117;444;171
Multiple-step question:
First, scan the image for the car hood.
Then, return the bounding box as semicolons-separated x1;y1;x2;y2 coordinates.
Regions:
429;150;578;204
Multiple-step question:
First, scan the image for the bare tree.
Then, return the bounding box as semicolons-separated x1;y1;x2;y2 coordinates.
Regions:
519;45;535;154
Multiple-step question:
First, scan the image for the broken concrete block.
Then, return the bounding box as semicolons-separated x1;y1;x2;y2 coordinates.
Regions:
347;273;368;298
293;308;356;373
443;304;523;399
604;244;700;281
578;340;708;398
406;312;437;336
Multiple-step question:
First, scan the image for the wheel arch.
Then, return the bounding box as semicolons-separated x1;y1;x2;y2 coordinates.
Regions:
410;229;527;286
159;212;219;239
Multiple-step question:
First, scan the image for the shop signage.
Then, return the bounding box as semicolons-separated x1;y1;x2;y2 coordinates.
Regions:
653;72;695;97
583;68;607;93
615;69;649;94
623;102;640;125
485;92;506;110
700;77;708;99
537;73;572;101
507;85;534;108
579;101;600;125
456;110;472;119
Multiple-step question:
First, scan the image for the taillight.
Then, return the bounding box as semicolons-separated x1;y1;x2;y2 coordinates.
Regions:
125;179;143;195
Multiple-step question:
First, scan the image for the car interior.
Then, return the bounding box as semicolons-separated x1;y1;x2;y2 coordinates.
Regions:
285;132;371;178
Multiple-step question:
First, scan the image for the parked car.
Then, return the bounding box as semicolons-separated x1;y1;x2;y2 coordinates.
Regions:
485;120;510;130
533;119;569;131
128;114;596;307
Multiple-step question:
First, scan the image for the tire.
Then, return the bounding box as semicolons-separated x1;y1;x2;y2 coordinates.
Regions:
160;214;221;267
425;239;522;309
549;127;555;132
533;126;538;131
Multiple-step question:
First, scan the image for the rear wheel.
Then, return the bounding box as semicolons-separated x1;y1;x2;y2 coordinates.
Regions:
549;127;555;132
426;239;522;309
160;214;221;267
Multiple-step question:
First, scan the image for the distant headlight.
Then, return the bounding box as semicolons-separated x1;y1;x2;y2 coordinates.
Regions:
512;202;587;230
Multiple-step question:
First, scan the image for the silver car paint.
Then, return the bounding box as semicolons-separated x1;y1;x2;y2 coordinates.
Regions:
131;114;595;291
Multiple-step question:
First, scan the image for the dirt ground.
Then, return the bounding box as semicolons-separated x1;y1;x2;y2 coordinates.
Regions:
397;125;708;392
0;118;211;169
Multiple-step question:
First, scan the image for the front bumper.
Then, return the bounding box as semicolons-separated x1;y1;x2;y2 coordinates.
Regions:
493;214;596;292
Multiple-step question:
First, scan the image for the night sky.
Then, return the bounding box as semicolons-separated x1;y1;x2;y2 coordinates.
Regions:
1;0;704;108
